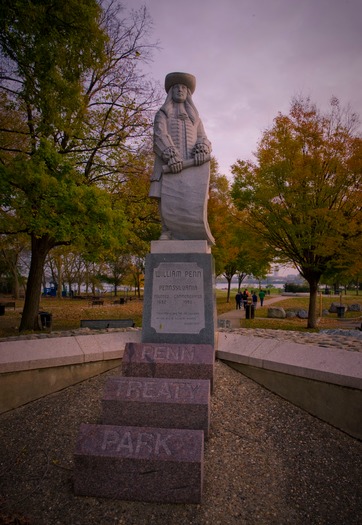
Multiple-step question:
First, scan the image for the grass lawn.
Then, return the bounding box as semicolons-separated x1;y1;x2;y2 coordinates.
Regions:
0;291;361;337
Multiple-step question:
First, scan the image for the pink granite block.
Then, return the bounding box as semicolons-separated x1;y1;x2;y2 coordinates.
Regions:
74;423;203;503
101;377;210;438
122;342;214;389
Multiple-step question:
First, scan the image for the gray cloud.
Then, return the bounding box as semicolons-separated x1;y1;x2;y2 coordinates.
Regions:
123;0;362;176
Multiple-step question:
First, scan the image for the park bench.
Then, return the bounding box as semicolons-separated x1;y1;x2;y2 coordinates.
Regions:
38;311;53;330
0;301;16;315
113;297;128;304
80;319;135;329
0;301;16;310
89;299;104;307
217;319;231;329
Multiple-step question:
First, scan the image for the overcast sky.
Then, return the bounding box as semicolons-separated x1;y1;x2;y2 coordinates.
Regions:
121;0;362;178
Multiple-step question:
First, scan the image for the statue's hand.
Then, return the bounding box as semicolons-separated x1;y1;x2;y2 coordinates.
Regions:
163;147;183;173
167;149;183;173
194;152;207;166
193;143;210;166
169;159;183;173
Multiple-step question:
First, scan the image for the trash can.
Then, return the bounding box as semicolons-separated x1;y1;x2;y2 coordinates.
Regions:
0;304;5;316
38;311;53;329
336;306;345;318
245;304;255;319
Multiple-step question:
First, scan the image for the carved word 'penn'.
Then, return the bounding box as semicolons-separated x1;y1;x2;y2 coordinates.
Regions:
141;345;195;361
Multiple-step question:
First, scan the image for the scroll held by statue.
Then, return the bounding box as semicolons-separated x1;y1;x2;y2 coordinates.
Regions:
161;160;215;244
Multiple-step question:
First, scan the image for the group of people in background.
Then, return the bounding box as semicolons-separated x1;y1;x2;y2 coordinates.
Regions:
235;288;267;310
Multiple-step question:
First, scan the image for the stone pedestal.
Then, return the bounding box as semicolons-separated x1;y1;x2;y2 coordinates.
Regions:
142;241;217;347
74;423;204;503
73;240;215;504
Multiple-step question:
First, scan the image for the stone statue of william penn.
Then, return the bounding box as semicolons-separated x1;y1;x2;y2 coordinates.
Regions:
150;72;214;244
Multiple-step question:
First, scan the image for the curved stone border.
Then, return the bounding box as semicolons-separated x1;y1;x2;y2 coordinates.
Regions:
1;328;361;439
217;331;362;440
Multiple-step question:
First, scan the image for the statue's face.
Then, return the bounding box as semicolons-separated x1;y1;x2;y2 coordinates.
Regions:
172;84;188;103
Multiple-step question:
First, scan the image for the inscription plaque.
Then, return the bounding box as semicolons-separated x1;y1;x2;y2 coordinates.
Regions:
151;262;205;334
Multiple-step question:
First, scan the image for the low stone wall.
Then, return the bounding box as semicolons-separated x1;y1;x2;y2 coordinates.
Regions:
2;329;361;442
217;332;362;440
0;330;142;413
227;362;361;440
1;358;122;413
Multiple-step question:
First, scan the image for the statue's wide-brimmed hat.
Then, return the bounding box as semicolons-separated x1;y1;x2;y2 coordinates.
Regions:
165;72;196;94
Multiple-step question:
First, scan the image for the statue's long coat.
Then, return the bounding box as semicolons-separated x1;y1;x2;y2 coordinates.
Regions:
149;106;211;198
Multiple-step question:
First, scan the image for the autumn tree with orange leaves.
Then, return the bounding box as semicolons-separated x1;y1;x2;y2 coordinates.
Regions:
231;97;362;328
208;159;272;302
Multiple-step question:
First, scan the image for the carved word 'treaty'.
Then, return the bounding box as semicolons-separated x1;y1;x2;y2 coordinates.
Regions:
120;379;201;401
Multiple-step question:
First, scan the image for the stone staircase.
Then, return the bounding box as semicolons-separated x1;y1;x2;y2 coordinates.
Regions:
74;342;214;503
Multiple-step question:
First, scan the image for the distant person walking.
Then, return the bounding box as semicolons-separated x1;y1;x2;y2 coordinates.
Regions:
235;292;242;309
252;291;258;308
242;290;249;309
259;289;266;306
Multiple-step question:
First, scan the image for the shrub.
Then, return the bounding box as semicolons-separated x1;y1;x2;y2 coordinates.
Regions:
284;283;310;293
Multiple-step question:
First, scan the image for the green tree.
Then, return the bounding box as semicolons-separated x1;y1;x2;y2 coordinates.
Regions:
0;143;126;327
208;159;272;302
208;160;238;300
0;235;27;297
100;147;158;297
0;1;159;330
129;256;145;298
100;251;131;296
231;96;362;328
114;148;160;251
321;235;362;296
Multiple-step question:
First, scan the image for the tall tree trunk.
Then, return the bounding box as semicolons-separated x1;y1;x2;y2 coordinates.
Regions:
307;279;319;329
237;273;246;293
12;271;20;299
10;260;20;299
226;277;232;303
56;255;63;299
137;275;141;298
20;235;53;332
2;249;20;299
